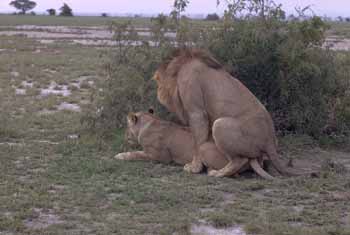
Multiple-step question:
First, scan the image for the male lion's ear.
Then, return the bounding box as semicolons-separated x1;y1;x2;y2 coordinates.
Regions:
127;113;138;124
148;108;154;114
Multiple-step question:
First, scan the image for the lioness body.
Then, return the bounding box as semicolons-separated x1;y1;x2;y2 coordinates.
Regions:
116;112;274;179
116;111;220;167
154;49;294;177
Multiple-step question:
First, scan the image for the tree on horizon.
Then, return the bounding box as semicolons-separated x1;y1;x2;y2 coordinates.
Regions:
47;8;56;16
9;0;37;14
171;0;189;22
59;3;73;17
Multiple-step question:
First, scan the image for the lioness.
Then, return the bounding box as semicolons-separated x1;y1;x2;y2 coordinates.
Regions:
153;48;296;177
115;110;274;180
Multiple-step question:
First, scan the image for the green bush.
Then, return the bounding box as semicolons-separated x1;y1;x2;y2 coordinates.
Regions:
84;4;350;140
200;15;349;137
82;21;176;137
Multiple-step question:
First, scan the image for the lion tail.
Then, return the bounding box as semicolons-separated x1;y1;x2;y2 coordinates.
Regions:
249;159;274;180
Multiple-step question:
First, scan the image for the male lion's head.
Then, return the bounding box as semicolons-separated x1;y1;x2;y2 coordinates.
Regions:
153;48;222;122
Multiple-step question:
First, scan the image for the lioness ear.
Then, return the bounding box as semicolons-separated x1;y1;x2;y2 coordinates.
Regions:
148;108;154;114
152;71;160;81
127;113;138;124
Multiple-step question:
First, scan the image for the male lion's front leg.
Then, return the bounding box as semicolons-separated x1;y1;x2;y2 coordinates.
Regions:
184;155;203;173
184;112;209;174
115;151;151;161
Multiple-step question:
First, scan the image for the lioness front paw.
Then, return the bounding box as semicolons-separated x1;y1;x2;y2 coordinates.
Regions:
184;162;203;174
208;170;220;177
114;153;129;160
208;169;227;178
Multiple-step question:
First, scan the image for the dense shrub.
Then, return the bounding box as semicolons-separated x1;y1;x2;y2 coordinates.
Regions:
206;13;220;21
82;21;175;137
199;16;342;137
84;4;350;140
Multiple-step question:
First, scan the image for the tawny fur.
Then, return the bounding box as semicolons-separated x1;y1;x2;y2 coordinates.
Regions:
115;111;274;179
153;48;296;177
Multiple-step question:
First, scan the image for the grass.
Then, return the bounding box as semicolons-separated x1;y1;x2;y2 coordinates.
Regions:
0;14;217;28
329;21;350;38
0;32;350;235
0;14;152;27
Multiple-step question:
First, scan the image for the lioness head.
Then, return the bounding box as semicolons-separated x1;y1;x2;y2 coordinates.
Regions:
125;108;155;146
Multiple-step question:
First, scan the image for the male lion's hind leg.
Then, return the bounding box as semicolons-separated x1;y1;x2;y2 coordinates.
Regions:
115;151;151;161
210;117;275;179
208;157;248;177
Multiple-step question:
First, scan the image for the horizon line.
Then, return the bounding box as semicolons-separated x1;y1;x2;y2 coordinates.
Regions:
0;11;348;19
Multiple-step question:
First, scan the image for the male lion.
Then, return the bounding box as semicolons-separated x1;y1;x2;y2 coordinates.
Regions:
115;110;274;180
153;48;296;177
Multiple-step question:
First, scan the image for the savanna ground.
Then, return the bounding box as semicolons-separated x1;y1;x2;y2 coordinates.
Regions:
1;16;350;235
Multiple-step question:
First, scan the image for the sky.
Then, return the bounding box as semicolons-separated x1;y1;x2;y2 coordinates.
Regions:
0;0;349;17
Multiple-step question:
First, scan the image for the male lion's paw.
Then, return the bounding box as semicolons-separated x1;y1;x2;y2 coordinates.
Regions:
114;153;129;160
184;162;203;174
184;163;192;172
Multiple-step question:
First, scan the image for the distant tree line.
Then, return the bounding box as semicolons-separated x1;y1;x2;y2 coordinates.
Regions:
205;13;220;21
337;16;350;22
9;0;74;16
8;0;350;22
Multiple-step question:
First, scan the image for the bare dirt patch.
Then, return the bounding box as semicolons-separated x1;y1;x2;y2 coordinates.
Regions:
10;71;19;77
15;88;26;95
48;184;67;194
57;102;81;112
31;140;60;145
40;39;55;44
325;37;350;51
24;208;64;230
40;81;71;97
43;68;57;74
13;81;34;96
0;142;25;147
21;81;34;88
37;108;58;115
191;223;246;235
70;75;95;89
2;25;349;50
